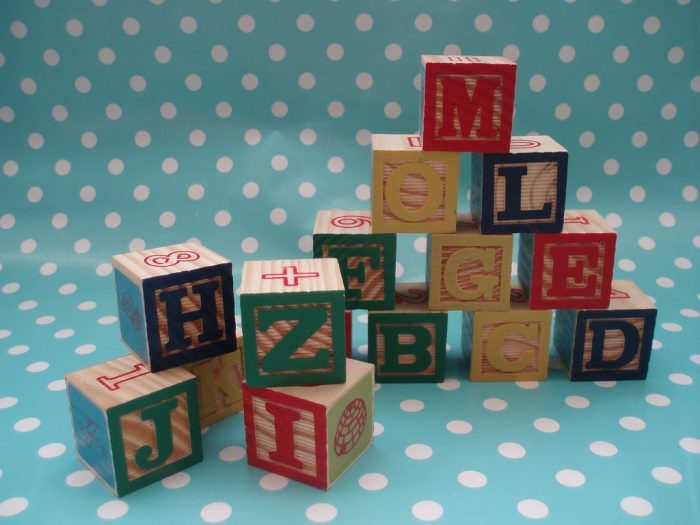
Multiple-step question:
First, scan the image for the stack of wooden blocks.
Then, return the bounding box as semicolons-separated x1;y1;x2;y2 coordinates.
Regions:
313;54;656;385
65;243;243;495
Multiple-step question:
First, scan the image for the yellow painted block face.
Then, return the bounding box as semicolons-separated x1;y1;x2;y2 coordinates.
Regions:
428;221;512;311
371;134;459;233
470;309;551;381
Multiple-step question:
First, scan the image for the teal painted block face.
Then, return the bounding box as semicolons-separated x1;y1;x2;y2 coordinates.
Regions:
114;269;149;365
240;258;347;388
313;210;396;311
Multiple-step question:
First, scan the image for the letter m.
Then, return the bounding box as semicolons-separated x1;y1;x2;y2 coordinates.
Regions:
437;75;501;140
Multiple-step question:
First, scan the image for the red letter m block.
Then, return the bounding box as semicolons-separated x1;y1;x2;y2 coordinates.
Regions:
420;55;516;153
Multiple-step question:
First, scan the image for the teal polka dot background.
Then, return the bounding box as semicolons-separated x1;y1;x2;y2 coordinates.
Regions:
1;0;698;523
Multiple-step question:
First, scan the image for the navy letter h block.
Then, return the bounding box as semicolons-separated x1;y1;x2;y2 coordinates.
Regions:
112;242;237;372
471;135;568;234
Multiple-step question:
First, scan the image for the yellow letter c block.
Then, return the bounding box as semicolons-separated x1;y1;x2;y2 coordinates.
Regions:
485;323;537;372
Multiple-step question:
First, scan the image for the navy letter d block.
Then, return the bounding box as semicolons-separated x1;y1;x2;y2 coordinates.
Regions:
113;243;237;372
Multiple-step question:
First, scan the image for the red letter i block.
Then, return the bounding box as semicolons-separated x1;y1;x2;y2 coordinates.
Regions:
370;135;460;234
313;210;397;310
471;135;568;233
112;242;237;372
518;210;617;310
554;280;657;381
65;354;202;496
240;258;346;387
420;55;516;152
243;359;374;490
427;214;513;311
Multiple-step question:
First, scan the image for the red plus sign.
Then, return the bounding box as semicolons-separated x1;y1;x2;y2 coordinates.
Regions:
261;265;320;287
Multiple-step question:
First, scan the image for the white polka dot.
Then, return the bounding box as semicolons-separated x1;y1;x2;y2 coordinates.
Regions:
576;186;592;203
218;445;245;462
185;184;204;201
158;102;176;120
49;380;66;392
590;441;618;457
40;263;57;276
65;470;95;488
643;16;660;34
258;474;288;491
629;186;646;203
241;73;258;91
9;344;29;354
74;238;91;254
212;210;231;228
637;74;654;92
631;130;648;148
646;393;671;407
14;417;40;432
96;500;129;520
579;131;595;148
180;16;197;34
162;157;178;174
533;14;550;32
660;103;677;120
385;43;402;61
498;442;526;459
20;239;37;254
638;236;655;251
619;416;646;431
328;101;344;118
75;344;96;355
652;466;682;484
603;158;619;175
159;211;176;228
43;49;60;66
529;74;546;92
66;19;83;37
38;443;66;458
269;208;287;226
400;399;424;413
161;472;190;489
242;182;259;199
244;128;261;146
666;46;684;64
296;14;314;32
188;129;205;147
533;417;560;433
0;107;15;123
241;237;258;254
483;398;507;411
474;13;492;32
608;102;624;120
458;470;487;488
384;101;401;119
446;420;472;435
103;212;121;229
503;44;520;61
517;499;549;520
680;437;700;453
298;235;313;253
659;212;676;227
565;395;590;409
605;213;622;228
20;78;37;95
96;263;112;277
105;103;122;121
132;184;150;201
405;444;433;460
680;185;698;203
356;13;373;31
354;184;370;201
515;381;540;390
620;496;653;517
681;308;699;319
2;282;19;294
412;501;443;522
358;473;388;491
662;322;682;332
299;182;316;198
669;373;693;385
268;44;286;61
325;42;344;61
107;159;124;176
0;397;18;409
556;469;586;487
559;44;576;63
685;131;699;148
656;277;674;288
298;72;316;90
305;503;336;523
437;378;460;391
19;300;38;311
618;259;636;272
10;21;28;38
27;133;44;150
153;45;172;64
0;497;29;517
613;45;629;63
55;329;75;339
356;129;371;146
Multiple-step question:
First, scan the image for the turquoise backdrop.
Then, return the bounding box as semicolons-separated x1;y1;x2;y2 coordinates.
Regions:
1;1;698;523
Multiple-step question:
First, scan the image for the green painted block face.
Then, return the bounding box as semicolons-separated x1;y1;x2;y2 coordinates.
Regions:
327;370;373;485
368;312;447;383
313;233;396;310
108;380;202;496
241;290;347;387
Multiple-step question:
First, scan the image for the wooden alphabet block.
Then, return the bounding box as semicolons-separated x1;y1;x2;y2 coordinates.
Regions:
370;135;459;233
243;358;374;490
181;329;244;428
419;55;517;152
313;210;396;309
518;210;617;310
112;242;236;372
462;283;550;381
240;258;346;388
471;135;568;234
427;214;513;311
368;283;447;383
554;280;657;381
65;354;202;496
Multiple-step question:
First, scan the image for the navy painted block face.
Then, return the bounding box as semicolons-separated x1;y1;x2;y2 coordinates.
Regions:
570;309;657;381
476;151;568;234
143;264;236;371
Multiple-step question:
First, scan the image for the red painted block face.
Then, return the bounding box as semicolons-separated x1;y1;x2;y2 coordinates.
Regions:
519;211;617;310
420;55;517;153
